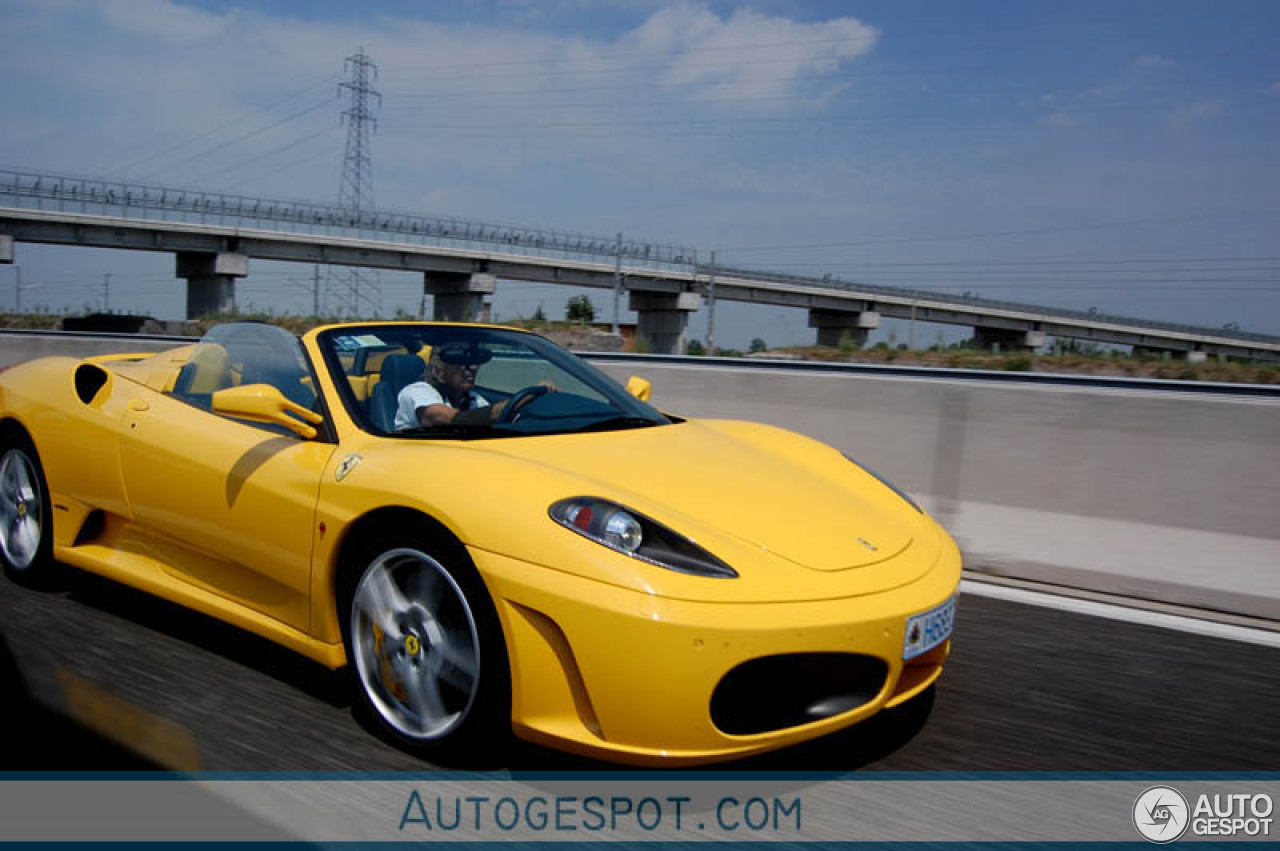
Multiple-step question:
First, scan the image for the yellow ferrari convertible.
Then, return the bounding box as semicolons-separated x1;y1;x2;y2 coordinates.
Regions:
0;321;959;764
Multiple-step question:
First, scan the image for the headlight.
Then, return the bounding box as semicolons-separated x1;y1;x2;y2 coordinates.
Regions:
550;497;738;578
842;453;922;513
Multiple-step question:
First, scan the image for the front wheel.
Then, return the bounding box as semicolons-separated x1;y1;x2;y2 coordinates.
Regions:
342;535;510;763
0;435;53;585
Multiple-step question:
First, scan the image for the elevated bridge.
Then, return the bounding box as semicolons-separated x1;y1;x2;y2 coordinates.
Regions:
2;169;1277;360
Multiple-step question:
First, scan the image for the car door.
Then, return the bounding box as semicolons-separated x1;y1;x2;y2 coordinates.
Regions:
117;324;337;632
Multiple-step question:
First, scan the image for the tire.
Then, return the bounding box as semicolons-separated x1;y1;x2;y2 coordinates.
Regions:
0;433;54;585
340;529;511;764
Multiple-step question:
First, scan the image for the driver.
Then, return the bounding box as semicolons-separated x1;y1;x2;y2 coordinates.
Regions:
394;342;505;429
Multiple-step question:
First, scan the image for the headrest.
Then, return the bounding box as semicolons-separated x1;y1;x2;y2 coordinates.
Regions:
380;353;426;386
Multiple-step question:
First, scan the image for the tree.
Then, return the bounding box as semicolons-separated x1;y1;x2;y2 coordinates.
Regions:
749;337;768;353
532;304;546;321
566;295;595;324
686;339;706;356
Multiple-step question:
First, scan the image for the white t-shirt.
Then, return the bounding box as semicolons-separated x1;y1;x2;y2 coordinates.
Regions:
394;381;489;430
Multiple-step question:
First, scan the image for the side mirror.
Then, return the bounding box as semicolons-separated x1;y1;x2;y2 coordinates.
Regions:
625;376;652;402
212;384;324;439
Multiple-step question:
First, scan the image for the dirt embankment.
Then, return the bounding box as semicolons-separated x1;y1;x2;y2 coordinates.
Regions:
766;346;1280;384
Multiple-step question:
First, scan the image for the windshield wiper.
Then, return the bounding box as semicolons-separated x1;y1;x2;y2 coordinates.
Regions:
571;416;666;434
394;423;507;440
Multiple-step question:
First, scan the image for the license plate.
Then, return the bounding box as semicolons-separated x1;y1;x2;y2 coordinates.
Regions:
903;596;956;660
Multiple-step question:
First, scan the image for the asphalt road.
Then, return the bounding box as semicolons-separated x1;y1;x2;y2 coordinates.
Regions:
2;565;1278;772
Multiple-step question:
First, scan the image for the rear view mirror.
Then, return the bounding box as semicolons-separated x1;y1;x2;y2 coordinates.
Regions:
625;376;652;401
212;384;323;439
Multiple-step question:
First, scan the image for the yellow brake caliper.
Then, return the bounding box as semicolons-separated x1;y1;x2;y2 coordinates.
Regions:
373;624;409;703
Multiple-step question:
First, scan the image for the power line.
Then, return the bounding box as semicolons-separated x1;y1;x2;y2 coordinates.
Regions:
104;73;341;178
381;44;1244;89
221;142;344;193
384;64;997;101
381;99;1190;122
716;209;1280;252
377;6;1205;80
380;33;878;76
380;41;1241;85
765;256;1280;268
193;123;340;188
131;95;339;183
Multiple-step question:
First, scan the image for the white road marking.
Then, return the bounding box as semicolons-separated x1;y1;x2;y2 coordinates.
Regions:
961;578;1280;649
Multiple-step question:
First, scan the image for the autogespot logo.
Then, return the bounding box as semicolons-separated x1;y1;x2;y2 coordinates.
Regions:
1134;786;1190;843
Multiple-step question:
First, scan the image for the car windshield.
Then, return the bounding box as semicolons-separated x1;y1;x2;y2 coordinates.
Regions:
317;324;671;439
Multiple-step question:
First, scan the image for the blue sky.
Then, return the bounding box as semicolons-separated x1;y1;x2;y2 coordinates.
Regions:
1;0;1278;347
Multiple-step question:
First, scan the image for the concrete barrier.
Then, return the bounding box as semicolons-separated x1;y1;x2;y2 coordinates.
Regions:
4;333;1277;620
0;332;181;366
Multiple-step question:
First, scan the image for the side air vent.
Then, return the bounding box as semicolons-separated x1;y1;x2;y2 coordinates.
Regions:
74;363;111;405
73;509;106;546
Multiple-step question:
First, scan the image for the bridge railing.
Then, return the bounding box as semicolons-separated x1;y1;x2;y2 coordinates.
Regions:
3;168;1279;349
706;264;1280;345
0;168;697;273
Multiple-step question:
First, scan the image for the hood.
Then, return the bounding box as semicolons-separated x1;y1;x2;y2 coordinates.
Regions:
487;419;916;572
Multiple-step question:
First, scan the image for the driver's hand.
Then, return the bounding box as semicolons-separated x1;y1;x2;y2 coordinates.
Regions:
537;380;559;393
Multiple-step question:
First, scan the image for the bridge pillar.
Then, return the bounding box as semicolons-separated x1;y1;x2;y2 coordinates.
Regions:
425;272;496;322
0;235;12;264
973;327;1045;352
630;291;702;354
809;308;880;348
176;252;248;318
1133;345;1207;363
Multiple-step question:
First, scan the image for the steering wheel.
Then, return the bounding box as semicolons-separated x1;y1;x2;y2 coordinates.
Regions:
495;385;551;424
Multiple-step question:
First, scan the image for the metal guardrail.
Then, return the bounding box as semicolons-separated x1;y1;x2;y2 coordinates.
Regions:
3;167;1279;350
587;351;1280;397
0;328;197;344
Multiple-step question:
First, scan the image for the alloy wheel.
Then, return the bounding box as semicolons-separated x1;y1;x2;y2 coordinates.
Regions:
0;449;43;570
350;547;482;740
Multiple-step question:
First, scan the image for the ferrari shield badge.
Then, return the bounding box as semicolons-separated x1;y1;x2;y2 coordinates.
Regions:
335;453;363;482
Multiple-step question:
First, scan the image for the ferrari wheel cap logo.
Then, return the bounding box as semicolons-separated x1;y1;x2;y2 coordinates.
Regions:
16;502;26;519
335;453;363;482
404;635;421;655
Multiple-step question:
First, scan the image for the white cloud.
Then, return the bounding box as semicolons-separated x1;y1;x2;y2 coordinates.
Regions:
623;4;879;101
1170;97;1226;125
0;1;884;199
100;0;234;43
1039;111;1087;128
1134;53;1174;69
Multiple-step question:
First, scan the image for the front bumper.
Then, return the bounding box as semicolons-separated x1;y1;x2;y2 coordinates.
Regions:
472;531;962;765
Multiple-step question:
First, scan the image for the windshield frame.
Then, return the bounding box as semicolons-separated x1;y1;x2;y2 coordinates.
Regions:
315;323;671;440
172;321;336;443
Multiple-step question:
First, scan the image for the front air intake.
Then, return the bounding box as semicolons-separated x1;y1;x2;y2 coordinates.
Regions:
710;653;888;735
